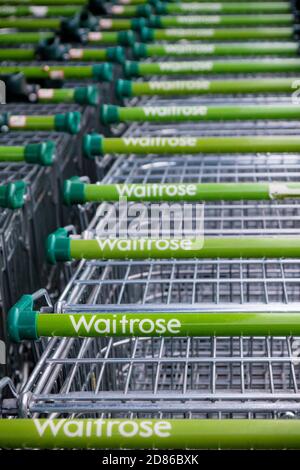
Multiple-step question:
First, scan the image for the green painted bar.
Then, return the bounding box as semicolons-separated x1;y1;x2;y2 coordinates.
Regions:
84;182;272;202
153;13;294;27
99;18;146;31
0;5;79;17
0;146;25;162
0;65;108;80
84;183;274;202
105;104;300;123
125;59;300;77
134;42;298;58
124;78;299;96
157;2;292;14
148;27;293;41
0;18;60;29
8;115;55;131
37;87;99;105
87;135;300;156
34;311;300;338
0;0;86;4
0;48;35;60
37;88;75;103
87;31;135;46
1;419;300;449
110;4;151;17
69;237;300;260
0;32;52;44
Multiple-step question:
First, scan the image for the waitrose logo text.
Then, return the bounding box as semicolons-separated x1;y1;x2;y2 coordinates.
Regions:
34;419;172;438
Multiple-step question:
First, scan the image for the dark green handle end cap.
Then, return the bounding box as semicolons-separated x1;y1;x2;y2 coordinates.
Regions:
140;26;154;42
155;1;167;14
100;104;119;125
46;227;71;264
132;43;147;58
63;176;85;205
131;17;147;30
137;4;152;17
124;60;139;78
7;295;38;343
92;63;113;82
24;141;55;166
148;15;161;27
74;85;99;106
83;133;103;158
115;79;132;99
107;46;125;64
0;181;27;210
118;30;135;46
54;111;81;134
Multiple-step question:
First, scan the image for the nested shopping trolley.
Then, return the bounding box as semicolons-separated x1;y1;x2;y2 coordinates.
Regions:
3;145;300;447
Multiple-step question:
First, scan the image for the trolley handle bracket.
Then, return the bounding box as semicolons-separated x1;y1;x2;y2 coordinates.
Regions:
7;289;53;342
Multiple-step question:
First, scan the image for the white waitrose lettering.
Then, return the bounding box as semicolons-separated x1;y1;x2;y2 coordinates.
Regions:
34;419;172;438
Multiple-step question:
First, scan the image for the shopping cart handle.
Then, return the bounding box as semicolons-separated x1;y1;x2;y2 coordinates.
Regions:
24;141;55;165
46;228;71;264
74;85;99;105
54;111;81;134
63;177;85;205
140;27;155;42
115;79;132;99
117;30;135;46
0;181;27;209
7;295;38;342
99;104;119;124
92;63;113;81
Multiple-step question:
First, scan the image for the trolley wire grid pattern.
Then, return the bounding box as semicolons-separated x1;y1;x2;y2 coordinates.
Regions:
15;150;300;418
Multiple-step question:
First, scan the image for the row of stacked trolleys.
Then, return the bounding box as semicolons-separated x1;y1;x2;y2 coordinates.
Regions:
3;0;300;450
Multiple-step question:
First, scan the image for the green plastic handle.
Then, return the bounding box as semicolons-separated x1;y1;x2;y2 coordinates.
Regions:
150;13;294;27
116;77;300;97
110;4;152;17
82;135;300;158
3;112;81;134
0;17;60;29
37;86;99;106
156;2;292;14
0;64;113;81
99;17;146;30
100;103;300;124
0;181;27;209
0;48;35;60
1;419;300;449
63;180;300;204
8;301;300;341
87;30;135;46
68;46;125;64
0;32;53;44
133;42;298;58
124;58;300;77
0;5;79;16
0;141;55;165
141;26;293;41
46;229;300;263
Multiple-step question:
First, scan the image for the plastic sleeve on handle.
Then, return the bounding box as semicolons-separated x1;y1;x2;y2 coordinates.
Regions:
54;111;81;134
24;141;55;166
115;79;133;98
74;86;99;106
63;177;86;205
0;181;27;209
92;63;113;81
46;228;71;264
